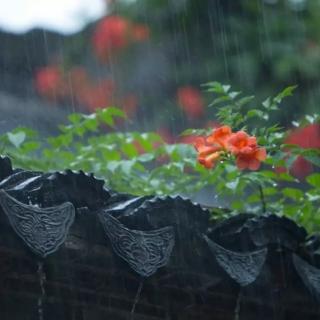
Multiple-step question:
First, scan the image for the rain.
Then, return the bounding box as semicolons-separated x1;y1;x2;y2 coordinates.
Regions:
0;0;320;319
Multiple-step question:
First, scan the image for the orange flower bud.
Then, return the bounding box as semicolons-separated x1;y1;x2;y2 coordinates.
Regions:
207;125;232;149
198;151;222;169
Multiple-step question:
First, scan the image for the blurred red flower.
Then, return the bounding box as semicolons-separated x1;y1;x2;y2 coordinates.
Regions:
34;66;63;99
132;24;150;42
290;156;314;179
177;86;204;118
92;15;130;62
77;79;115;112
122;94;138;117
285;124;320;178
286;124;320;148
68;67;90;92
79;87;108;112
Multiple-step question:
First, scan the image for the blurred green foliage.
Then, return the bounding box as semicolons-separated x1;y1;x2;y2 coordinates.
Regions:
113;0;320;127
1;82;320;231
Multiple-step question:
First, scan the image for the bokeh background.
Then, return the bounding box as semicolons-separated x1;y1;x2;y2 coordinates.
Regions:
0;0;319;177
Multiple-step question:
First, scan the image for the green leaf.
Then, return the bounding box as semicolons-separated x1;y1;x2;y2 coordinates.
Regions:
228;91;241;99
48;134;73;148
304;155;320;167
84;118;98;131
12;127;38;138
204;81;232;94
274;85;298;103
237;95;255;107
306;191;320;202
247;193;261;203
286;154;298;168
180;128;208;136
21;141;41;153
7;132;26;148
137;153;154;162
305;114;315;124
225;179;239;190
97;107;125;126
120;160;136;175
121;143;138;158
68;113;82;124
106;161;120;172
263;187;278;196
259;170;277;179
231;200;244;210
306;173;320;188
262;97;271;109
292;121;300;127
209;95;231;106
277;172;297;182
223;85;231;93
282;187;304;201
246;109;265;119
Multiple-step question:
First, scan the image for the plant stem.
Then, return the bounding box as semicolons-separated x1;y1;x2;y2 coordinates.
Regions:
259;184;266;214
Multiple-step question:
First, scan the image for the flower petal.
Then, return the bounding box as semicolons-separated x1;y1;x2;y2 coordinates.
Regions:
236;156;249;170
255;148;267;161
248;158;261;170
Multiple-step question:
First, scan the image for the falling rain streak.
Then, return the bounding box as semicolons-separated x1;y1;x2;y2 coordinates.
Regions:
0;0;319;319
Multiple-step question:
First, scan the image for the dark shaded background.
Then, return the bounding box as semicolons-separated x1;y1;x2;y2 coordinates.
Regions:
0;0;319;138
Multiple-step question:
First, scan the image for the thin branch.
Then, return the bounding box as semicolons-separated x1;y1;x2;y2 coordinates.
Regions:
259;184;266;214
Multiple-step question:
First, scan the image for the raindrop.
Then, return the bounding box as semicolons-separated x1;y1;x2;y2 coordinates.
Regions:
37;261;46;320
130;278;144;318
